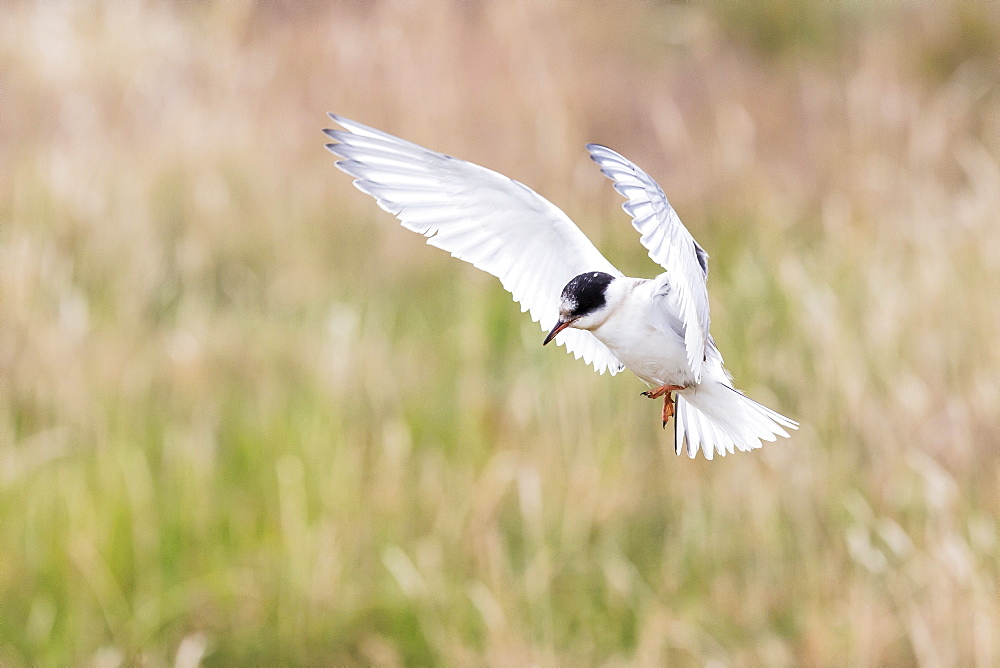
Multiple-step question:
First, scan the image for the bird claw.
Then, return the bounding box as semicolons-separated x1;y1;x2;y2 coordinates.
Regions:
645;386;682;427
643;385;685;426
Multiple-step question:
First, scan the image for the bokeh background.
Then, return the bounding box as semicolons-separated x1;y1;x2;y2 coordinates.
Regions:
2;2;999;664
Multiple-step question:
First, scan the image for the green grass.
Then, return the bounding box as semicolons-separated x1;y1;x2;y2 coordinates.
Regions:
1;3;999;664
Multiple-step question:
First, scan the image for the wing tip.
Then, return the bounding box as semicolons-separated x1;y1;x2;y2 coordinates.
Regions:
585;142;616;157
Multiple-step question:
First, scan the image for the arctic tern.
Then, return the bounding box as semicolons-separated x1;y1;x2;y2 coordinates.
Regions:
323;114;797;459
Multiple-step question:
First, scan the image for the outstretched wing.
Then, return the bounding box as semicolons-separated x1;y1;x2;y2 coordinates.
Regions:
325;114;625;374
587;144;711;382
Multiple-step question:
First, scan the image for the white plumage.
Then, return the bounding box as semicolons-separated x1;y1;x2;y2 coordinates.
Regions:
325;114;624;375
324;114;798;458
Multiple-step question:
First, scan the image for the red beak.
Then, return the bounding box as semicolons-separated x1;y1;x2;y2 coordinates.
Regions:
543;319;574;346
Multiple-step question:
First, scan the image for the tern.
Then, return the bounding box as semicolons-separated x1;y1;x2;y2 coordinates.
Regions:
323;114;797;459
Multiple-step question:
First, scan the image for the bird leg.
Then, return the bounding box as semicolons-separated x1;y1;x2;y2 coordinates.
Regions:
641;385;686;428
641;384;685;399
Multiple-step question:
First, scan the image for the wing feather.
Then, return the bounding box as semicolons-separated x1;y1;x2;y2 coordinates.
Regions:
325;114;625;375
587;144;711;382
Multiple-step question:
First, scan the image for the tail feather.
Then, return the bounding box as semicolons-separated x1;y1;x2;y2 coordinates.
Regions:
674;381;798;459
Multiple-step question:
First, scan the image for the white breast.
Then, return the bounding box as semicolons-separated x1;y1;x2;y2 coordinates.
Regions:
588;278;696;387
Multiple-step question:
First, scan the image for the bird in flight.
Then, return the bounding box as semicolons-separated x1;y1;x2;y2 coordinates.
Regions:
323;114;797;459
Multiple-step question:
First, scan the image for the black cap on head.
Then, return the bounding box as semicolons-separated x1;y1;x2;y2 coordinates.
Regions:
561;271;615;318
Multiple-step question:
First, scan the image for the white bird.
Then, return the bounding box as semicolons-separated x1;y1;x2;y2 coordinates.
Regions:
323;114;797;459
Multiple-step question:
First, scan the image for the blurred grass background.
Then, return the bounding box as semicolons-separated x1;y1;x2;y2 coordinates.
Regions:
2;2;1000;664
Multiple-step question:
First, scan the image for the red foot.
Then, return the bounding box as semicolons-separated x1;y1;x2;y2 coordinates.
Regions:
641;384;686;428
641;384;685;400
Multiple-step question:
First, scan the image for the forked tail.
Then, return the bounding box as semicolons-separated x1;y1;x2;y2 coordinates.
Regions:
674;381;798;459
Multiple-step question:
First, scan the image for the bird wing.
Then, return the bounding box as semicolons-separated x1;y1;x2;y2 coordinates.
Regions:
587;144;711;382
324;114;626;375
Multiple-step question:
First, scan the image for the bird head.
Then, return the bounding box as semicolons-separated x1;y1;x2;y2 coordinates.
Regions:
543;271;616;345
